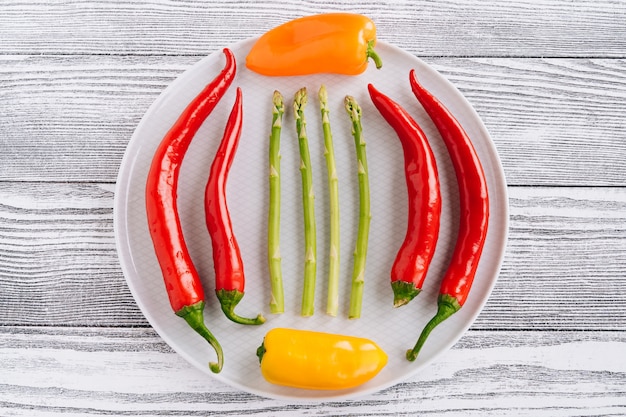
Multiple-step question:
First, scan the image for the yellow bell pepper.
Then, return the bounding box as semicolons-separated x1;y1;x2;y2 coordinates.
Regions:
256;328;388;390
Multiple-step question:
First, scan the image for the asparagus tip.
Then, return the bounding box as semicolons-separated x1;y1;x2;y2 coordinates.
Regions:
319;84;328;103
344;95;362;121
294;87;308;109
272;90;284;110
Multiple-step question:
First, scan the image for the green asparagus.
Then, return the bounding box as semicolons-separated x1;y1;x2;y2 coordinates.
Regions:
268;90;284;314
319;85;341;316
294;87;317;317
345;95;371;319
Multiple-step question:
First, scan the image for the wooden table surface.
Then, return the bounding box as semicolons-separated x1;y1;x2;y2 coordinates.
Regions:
1;1;625;415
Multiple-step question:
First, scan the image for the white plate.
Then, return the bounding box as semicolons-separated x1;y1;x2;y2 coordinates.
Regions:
114;38;508;401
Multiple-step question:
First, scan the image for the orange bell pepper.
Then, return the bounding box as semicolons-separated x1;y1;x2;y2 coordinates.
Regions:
245;13;382;76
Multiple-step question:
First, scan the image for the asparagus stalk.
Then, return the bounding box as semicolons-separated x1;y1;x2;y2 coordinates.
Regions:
319;85;341;316
294;87;317;317
268;90;285;314
345;95;371;319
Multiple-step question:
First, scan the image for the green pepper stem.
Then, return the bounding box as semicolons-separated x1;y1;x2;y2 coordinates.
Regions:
367;40;383;70
294;87;317;317
268;90;285;314
216;289;266;325
392;280;422;307
175;301;224;373
319;85;341;317
406;294;461;361
345;96;371;319
256;341;266;363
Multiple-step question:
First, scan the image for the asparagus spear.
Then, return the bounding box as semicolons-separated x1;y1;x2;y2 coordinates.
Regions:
319;85;341;316
294;87;317;316
268;90;285;314
345;95;371;319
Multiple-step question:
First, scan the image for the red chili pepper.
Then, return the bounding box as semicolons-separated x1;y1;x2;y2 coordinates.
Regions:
204;87;265;325
406;69;490;362
367;84;441;307
145;48;236;373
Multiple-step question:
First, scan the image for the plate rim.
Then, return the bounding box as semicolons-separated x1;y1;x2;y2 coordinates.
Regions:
113;37;509;402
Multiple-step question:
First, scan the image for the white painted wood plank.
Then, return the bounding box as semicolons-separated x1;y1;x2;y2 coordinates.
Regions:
475;186;626;330
0;182;144;326
1;56;625;185
432;58;626;186
1;0;625;57
0;55;183;183
0;183;624;330
1;327;624;416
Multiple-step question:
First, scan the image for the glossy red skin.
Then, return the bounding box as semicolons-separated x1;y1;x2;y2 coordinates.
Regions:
145;49;236;313
204;87;245;293
409;69;489;307
367;84;441;291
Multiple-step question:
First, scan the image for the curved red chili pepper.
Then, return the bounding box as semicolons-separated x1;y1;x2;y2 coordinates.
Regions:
367;84;441;307
406;69;490;361
145;48;236;373
205;87;265;325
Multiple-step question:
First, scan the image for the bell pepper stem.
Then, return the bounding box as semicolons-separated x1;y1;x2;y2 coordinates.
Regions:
392;280;422;307
216;289;266;325
367;40;383;69
175;301;224;373
406;294;461;361
256;341;266;363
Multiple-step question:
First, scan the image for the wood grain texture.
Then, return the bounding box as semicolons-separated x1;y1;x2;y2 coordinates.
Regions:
0;183;623;330
476;186;626;331
1;0;625;57
1;56;625;185
0;182;143;326
0;55;181;183
434;58;626;186
1;326;624;416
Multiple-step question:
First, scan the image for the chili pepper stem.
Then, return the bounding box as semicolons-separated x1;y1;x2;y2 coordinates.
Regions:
345;95;371;320
406;294;461;361
216;289;266;325
175;301;224;373
366;40;383;69
268;90;285;314
319;85;341;317
391;281;422;307
294;87;317;317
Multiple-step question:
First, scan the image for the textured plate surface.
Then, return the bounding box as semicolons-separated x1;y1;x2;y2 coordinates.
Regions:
114;38;508;401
